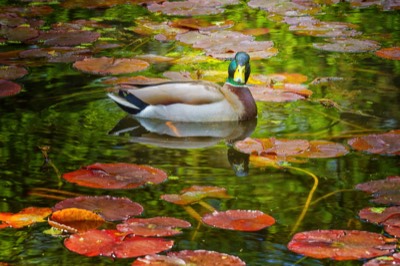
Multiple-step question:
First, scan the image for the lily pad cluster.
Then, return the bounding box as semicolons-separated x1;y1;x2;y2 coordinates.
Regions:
0;162;277;263
284;130;400;262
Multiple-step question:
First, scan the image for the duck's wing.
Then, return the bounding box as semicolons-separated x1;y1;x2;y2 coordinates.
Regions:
122;81;224;105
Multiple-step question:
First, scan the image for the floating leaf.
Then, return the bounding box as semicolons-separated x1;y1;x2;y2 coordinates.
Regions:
0;207;52;229
176;30;277;59
117;217;191;237
62;0;160;9
289;20;360;38
296;140;349;158
287;230;396;260
0;79;22;97
170;18;234;31
19;47;92;63
248;0;320;16
31;30;100;46
64;229;174;258
249;84;311;102
103;75;171;86
133;250;246;265
359;206;400;237
202;210;275;231
129;19;188;41
348;130;400;155
48;208;105;233
359;207;399;224
161;186;232;205
53;196;143;221
0;65;28;80
364;253;400;266
62;163;168;189
375;47;400;60
147;0;240;16
235;137;348;161
0;25;39;42
73;57;149;75
313;38;380;53
356;176;400;205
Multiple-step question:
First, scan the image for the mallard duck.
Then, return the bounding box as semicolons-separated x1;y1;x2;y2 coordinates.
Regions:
107;52;257;122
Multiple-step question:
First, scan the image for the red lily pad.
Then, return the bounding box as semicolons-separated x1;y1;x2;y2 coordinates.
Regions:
0;65;28;80
0;207;52;229
287;230;396;260
356;176;400;205
19;47;92;63
62;163;168;189
117;217;191;237
73;57;149;75
359;206;400;224
0;79;22;97
348;130;400;155
313;38;380;53
53;196;143;221
375;47;400;60
64;229;174;258
133;250;246;265
202;210;275;231
364;253;400;266
48;208;105;233
161;185;232;205
359;206;400;237
31;30;100;46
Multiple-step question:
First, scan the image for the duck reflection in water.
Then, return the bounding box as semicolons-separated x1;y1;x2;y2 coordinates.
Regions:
109;116;256;176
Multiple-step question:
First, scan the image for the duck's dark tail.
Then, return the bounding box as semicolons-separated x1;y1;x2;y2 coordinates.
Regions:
107;90;149;115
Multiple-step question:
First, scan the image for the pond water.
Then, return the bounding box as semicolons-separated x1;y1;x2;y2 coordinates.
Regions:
0;1;399;265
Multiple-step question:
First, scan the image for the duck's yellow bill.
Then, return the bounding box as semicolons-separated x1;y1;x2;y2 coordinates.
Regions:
234;65;246;84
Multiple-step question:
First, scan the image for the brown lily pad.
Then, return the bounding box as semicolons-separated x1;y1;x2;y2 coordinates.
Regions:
202;210;275;231
0;79;22;97
19;47;92;63
288;230;396;260
313;38;380;53
348;130;400;155
73;57;149;75
62;162;168;189
0;25;39;42
30;29;100;46
147;0;239;16
53;196;143;221
375;47;400;60
0;65;28;80
117;217;191;237
356;176;400;205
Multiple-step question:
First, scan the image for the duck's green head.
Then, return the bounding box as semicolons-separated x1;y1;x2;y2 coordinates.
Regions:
227;52;251;85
